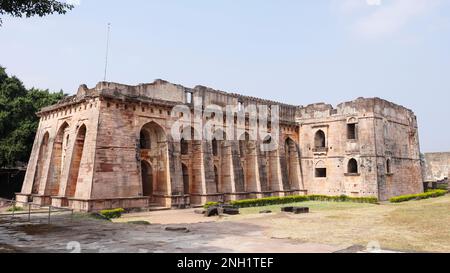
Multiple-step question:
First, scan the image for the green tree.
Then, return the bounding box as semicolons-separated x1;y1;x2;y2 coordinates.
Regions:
0;0;74;26
0;66;65;167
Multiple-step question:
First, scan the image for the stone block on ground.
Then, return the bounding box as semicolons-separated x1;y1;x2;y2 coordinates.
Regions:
223;208;239;215
281;207;294;212
293;207;310;214
165;227;189;233
206;207;218;217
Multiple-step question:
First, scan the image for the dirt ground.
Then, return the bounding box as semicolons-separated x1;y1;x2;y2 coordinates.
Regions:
0;195;449;253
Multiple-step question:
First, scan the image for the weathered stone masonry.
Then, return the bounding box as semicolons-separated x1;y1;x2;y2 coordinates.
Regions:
17;80;424;211
422;152;450;182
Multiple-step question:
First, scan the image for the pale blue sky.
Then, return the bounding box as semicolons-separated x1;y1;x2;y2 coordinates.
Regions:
0;0;449;152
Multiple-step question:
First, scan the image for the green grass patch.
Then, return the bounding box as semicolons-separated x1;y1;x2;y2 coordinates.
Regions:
99;208;125;219
204;202;220;209
7;206;23;212
231;195;378;208
389;190;448;203
204;194;378;209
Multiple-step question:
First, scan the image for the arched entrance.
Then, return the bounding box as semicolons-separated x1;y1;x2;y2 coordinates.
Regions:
66;124;87;198
239;132;258;192
139;121;169;205
211;130;233;193
261;135;282;192
182;163;189;194
48;122;69;196
179;126;203;204
141;160;153;197
32;132;50;194
214;165;219;193
285;137;301;189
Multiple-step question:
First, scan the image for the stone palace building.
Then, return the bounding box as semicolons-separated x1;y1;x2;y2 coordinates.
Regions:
16;80;424;212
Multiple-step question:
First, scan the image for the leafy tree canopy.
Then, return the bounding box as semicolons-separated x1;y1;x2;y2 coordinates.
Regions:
0;66;65;167
0;0;74;26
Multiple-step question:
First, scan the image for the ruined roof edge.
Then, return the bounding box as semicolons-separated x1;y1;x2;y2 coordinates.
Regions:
39;80;416;116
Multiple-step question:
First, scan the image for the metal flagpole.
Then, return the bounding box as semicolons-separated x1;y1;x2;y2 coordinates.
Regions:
103;23;111;81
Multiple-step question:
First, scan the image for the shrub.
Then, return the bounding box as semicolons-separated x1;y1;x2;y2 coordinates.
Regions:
389;190;448;203
7;206;23;212
228;194;378;208
204;202;220;209
99;208;125;219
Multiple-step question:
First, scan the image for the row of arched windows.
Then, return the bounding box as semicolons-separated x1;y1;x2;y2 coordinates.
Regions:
314;124;358;150
315;158;393;178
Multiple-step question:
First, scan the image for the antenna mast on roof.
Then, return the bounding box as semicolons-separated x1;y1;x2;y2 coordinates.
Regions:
103;23;111;81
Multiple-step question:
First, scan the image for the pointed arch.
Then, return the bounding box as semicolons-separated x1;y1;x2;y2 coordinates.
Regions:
140;130;151;149
212;129;226;157
139;121;169;201
66;124;87;198
182;163;189;194
180;138;189;155
48;122;70;196
141;160;153;197
314;130;326;148
179;126;203;198
386;159;392;174
32;131;50;194
347;158;358;174
140;121;167;149
284;137;301;189
212;138;218;156
214;165;219;193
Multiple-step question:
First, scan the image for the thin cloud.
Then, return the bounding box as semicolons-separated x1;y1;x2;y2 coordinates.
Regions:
334;0;441;40
332;0;368;14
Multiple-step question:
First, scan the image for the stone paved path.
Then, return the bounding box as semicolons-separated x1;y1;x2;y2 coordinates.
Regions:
0;212;348;253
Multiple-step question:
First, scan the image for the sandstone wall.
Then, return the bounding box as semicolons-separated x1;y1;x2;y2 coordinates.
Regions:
423;153;450;182
297;97;423;200
18;97;100;206
18;80;424;210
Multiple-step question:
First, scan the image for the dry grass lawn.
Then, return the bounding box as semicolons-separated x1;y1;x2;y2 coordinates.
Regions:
231;195;450;252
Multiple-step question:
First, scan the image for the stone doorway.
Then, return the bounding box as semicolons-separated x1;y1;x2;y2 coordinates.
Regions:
32;132;50;195
141;160;153;198
66;124;87;198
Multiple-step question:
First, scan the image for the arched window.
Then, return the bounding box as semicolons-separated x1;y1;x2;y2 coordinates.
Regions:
315;160;327;178
238;101;243;112
315;130;326;148
214;165;219;193
182;163;189;194
348;158;358;174
212;138;218;156
386;159;391;174
180;138;188;155
239;133;250;156
347;123;357;140
186;92;192;104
